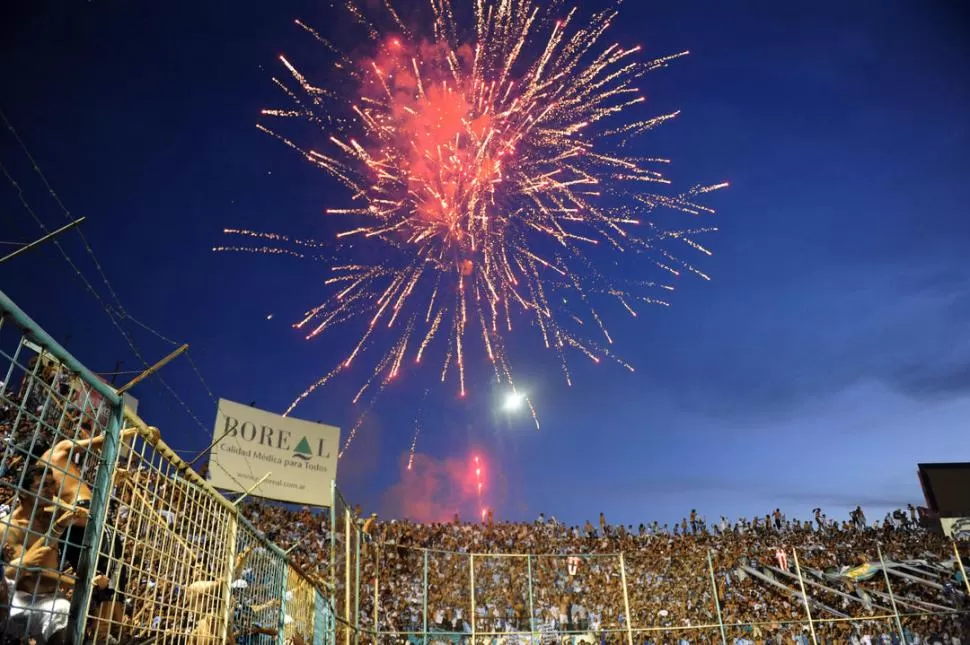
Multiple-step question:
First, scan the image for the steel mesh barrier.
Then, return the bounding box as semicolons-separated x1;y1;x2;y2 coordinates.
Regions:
471;554;530;639
0;289;334;645
0;298;124;644
4;283;967;645
333;484;970;645
285;567;317;644
232;521;288;644
89;427;237;643
332;484;360;645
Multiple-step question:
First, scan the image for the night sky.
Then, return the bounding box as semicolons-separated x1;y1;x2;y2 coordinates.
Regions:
2;1;969;527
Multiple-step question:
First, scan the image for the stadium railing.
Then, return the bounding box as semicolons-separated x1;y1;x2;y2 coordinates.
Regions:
331;484;970;645
331;482;363;645
0;289;334;644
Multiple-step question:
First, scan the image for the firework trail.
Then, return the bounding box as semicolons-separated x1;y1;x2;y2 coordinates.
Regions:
473;454;488;520
221;0;725;456
407;387;431;470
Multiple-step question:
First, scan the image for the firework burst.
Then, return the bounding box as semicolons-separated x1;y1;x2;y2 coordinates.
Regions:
221;0;725;457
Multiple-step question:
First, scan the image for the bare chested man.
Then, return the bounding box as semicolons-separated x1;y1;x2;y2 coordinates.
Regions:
1;461;86;594
0;461;83;643
0;426;142;642
1;426;140;582
32;426;141;511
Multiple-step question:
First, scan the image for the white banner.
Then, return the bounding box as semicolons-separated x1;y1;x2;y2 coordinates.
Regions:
941;517;970;539
208;398;339;507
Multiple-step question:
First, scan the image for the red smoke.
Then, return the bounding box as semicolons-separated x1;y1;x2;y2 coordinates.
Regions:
381;450;491;523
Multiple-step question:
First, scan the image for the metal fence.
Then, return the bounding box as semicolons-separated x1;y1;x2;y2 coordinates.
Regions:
331;483;362;645
330;483;970;645
7;276;964;645
0;289;334;644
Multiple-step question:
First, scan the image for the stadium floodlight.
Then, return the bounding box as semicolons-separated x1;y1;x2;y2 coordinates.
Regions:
502;391;525;412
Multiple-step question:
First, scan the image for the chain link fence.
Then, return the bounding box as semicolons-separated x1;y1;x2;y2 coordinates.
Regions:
0;289;334;644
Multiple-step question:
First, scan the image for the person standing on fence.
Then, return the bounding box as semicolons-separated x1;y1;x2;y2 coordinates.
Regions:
363;512;377;546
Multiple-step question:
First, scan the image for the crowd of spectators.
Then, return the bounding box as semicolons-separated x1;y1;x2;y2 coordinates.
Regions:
0;353;313;644
241;501;970;645
1;351;968;645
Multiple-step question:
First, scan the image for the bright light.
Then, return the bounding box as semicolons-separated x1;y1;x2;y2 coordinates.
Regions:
503;391;525;412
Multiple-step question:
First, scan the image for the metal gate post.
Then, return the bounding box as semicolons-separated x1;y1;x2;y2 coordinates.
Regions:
877;543;906;643
345;507;352;645
422;549;429;645
707;549;728;645
373;543;379;644
67;399;123;644
618;553;634;645
527;555;536;640
469;553;476;644
792;549;819;645
954;540;970;596
354;527;362;645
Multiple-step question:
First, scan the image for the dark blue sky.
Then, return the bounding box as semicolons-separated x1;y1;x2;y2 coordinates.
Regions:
2;1;969;526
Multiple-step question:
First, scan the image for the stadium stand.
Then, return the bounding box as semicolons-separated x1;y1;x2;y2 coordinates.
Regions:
1;292;967;645
241;499;970;644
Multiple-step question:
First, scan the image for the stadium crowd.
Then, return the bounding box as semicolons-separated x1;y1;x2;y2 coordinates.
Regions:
0;352;968;645
241;500;970;645
0;354;315;644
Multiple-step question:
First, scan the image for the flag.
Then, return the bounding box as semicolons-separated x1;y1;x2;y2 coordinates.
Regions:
845;563;881;582
775;549;789;570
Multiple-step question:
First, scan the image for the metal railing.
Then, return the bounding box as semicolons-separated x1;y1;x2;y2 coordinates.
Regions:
6;278;964;645
0;289;334;644
330;484;970;645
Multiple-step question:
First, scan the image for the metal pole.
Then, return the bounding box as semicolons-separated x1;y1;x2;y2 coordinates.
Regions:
117;343;188;394
354;527;362;645
470;553;476;644
345;508;352;645
954;540;970;596
526;555;537;640
277;562;289;645
0;216;85;264
231;471;273;505
707;550;728;645
373;550;379;645
67;398;123;643
791;548;819;645
220;515;240;644
618;553;634;645
330;482;337;628
423;549;429;645
877;543;906;643
109;359;123;386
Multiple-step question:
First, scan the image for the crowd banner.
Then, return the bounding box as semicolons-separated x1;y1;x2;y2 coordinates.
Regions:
942;517;970;539
0;289;335;645
209;397;340;506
